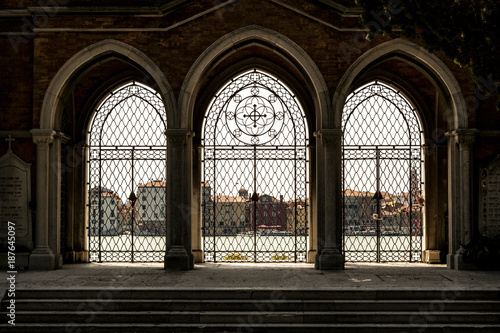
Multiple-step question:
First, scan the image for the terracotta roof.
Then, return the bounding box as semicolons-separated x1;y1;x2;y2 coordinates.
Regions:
211;195;247;203
100;192;122;201
138;181;166;187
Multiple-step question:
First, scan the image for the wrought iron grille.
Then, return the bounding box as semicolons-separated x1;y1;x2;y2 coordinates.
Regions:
87;82;167;262
342;82;423;262
202;69;309;262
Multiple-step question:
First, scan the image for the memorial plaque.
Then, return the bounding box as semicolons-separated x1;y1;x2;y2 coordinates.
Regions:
0;148;32;244
479;156;500;239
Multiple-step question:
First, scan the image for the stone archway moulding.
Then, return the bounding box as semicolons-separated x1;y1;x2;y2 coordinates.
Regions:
31;39;176;270
332;38;468;130
39;39;176;130
178;25;330;130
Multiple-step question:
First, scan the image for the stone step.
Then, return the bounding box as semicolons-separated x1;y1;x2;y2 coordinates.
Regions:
11;288;500;300
1;322;500;333
12;310;500;324
6;298;500;312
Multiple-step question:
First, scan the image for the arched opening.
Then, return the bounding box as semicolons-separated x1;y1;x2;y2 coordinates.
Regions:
87;81;168;262
342;81;424;262
201;68;310;262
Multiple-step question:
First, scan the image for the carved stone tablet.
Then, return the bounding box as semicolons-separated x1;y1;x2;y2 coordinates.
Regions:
479;156;500;239
0;149;32;248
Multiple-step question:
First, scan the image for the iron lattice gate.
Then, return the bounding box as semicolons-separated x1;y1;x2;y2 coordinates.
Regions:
202;69;309;262
88;82;167;262
342;82;423;262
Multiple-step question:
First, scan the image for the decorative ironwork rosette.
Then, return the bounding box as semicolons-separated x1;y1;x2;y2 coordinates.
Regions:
204;69;306;147
225;88;285;145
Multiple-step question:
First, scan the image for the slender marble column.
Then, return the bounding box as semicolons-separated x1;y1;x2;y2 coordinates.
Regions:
316;129;344;270
29;129;56;270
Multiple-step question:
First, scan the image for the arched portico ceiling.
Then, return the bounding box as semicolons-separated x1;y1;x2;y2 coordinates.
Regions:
178;25;329;130
332;38;468;130
39;39;176;130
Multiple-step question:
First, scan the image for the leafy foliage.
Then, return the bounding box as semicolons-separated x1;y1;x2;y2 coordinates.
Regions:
356;0;500;107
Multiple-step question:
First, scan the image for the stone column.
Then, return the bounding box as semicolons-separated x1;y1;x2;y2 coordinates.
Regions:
191;144;204;263
307;144;317;263
316;129;344;270
164;129;194;270
453;129;477;269
422;144;440;263
29;129;56;270
47;132;70;269
445;132;460;269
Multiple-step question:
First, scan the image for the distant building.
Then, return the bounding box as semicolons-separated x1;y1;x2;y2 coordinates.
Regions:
136;181;166;235
212;194;248;235
286;199;308;235
201;182;213;236
117;201;137;234
248;194;287;232
88;187;122;236
343;189;422;235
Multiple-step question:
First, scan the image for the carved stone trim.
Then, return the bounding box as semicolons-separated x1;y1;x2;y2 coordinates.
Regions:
165;129;194;145
314;129;343;146
451;129;478;150
31;129;55;146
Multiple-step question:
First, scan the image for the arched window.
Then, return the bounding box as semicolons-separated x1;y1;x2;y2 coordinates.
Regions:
202;69;309;262
342;81;423;262
87;82;167;262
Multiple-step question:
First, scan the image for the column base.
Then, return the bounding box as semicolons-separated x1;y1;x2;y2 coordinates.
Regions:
307;250;317;264
446;253;455;269
64;250;90;263
165;246;191;270
192;249;204;263
54;254;63;269
317;248;344;270
29;247;55;270
423;250;441;264
453;250;476;270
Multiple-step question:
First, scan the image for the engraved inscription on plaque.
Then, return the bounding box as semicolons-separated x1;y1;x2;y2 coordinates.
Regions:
0;150;32;240
480;156;500;238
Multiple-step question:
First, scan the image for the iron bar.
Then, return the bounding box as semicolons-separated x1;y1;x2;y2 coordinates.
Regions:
201;69;308;262
87;82;168;262
131;147;134;263
342;82;423;262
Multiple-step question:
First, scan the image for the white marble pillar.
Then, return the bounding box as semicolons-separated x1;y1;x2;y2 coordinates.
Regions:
316;129;344;270
29;129;56;270
164;129;194;270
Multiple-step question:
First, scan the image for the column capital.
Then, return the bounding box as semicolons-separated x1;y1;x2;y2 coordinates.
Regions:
164;129;194;145
31;129;55;145
54;131;71;144
314;129;343;146
447;129;478;149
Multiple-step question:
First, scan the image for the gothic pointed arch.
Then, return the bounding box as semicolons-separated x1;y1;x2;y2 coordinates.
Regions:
178;25;329;131
332;38;468;130
39;39;176;131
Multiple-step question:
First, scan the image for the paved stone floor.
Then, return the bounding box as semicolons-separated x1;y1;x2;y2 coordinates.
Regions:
3;262;499;291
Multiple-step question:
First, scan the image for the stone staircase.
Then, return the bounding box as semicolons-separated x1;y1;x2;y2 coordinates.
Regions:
2;289;500;332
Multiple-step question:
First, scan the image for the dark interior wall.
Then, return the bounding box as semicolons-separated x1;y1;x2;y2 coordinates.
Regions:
1;0;498;263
